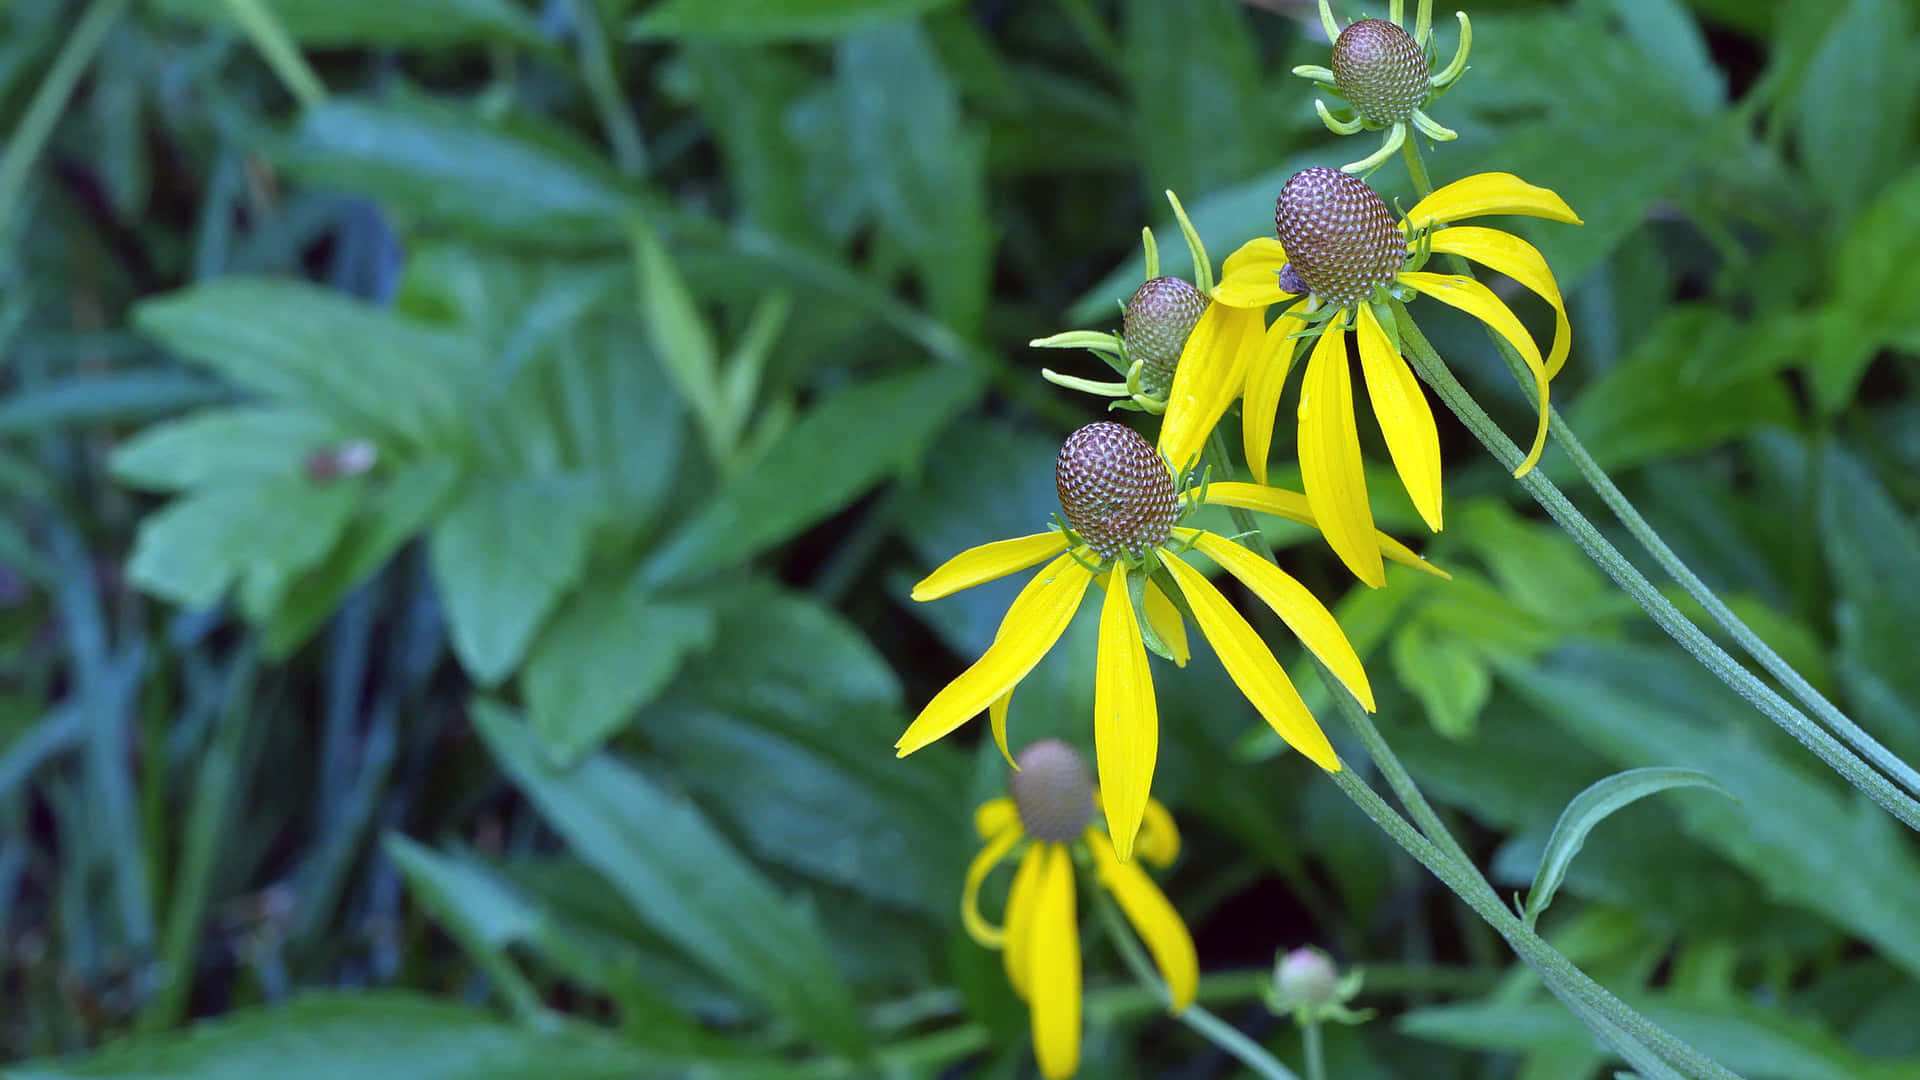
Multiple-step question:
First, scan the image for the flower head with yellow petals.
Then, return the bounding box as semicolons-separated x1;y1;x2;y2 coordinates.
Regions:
1157;168;1579;589
963;740;1195;1079
900;420;1447;859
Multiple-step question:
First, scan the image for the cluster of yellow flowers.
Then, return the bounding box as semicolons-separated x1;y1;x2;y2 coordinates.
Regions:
895;3;1579;1074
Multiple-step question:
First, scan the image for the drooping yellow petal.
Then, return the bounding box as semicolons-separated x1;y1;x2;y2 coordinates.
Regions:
897;555;1096;756
1027;845;1082;1080
1199;481;1451;580
975;798;1016;839
1158;304;1264;478
1182;529;1375;711
961;823;1024;947
1403;172;1583;232
1212;237;1294;308
1090;833;1197;1011
912;532;1072;601
989;691;1017;769
1428;226;1572;378
1142;580;1189;667
1137;798;1181;867
1160;555;1340;771
1298;323;1385;588
1003;842;1048;997
1095;564;1158;863
1241;302;1312;486
1400;272;1551;476
1355;304;1443;532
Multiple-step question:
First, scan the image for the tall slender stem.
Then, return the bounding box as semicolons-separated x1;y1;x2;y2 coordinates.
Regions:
1301;1018;1327;1080
1094;892;1303;1080
0;0;132;237
1390;303;1920;832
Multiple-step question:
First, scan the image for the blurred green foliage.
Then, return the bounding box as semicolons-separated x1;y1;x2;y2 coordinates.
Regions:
2;0;1920;1076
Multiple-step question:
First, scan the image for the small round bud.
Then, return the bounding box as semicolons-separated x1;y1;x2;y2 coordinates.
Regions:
1009;739;1096;843
1276;263;1309;297
1055;422;1179;561
1274;947;1340;1006
1122;276;1209;396
1331;18;1430;126
1274;167;1405;308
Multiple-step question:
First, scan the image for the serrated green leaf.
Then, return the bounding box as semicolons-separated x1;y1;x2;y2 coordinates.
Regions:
428;475;601;685
471;702;869;1058
523;578;715;766
1521;767;1735;929
127;477;365;611
629;0;961;41
1390;622;1491;740
111;408;347;493
641;364;982;586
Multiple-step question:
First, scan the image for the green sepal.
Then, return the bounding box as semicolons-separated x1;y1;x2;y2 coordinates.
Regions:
1126;554;1176;664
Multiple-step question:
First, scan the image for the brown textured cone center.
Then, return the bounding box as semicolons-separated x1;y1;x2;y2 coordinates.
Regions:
1274;167;1406;308
1122;276;1209;396
1055;422;1179;561
1331;18;1430;125
1010;739;1096;842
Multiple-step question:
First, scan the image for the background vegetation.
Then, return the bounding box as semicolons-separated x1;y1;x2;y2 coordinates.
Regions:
3;0;1919;1076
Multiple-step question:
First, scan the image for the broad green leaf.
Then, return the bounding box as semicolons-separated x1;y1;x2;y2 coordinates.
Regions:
641;364;982;586
1813;167;1920;410
639;581;969;913
1603;0;1724;114
1507;644;1920;980
1521;767;1735;929
471;702;869;1058
676;44;819;243
270;98;641;249
1818;447;1920;763
0;992;681;1079
1390;623;1491;740
1785;0;1918;213
262;461;462;656
127;477;364;611
135;278;487;451
523;577;715;766
428;476;601;685
629;0;961;41
1123;0;1271;201
149;0;545;47
111;408;347;493
0;372;229;436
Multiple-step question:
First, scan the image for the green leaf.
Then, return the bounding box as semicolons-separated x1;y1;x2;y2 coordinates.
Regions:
523;578;715;766
126;478;365;611
111;408;346;493
1520;767;1735;929
1785;0;1918;213
639;581;968;913
0;372;229;436
0;992;684;1079
1818;447;1920;764
1812;166;1920;410
428;476;601;685
471;702;869;1058
1123;0;1270;201
629;0;962;41
262;461;463;656
641;364;982;586
134;278;488;451
148;0;546;47
1390;623;1492;740
270;98;642;249
1604;0;1725;114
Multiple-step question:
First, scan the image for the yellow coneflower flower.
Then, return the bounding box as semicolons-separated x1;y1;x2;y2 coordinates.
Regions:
900;421;1447;859
1158;168;1580;588
963;740;1195;1079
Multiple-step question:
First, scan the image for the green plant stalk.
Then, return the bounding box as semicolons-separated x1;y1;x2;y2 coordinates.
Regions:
1397;137;1920;803
221;0;327;108
1094;891;1303;1080
1302;1017;1326;1080
1390;300;1920;834
0;0;131;238
1329;768;1742;1080
570;0;647;177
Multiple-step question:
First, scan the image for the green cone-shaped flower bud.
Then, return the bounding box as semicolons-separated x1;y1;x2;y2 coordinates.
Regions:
1056;422;1179;561
1009;739;1096;842
1331;18;1430;126
1122;276;1209;396
1274;167;1405;308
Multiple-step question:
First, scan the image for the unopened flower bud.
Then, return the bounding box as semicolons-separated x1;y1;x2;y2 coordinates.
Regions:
1009;739;1096;842
1331;18;1430;126
1122;276;1209;396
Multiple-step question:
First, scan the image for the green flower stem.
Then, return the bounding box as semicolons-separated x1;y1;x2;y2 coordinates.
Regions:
1094;891;1303;1080
1302;1017;1327;1080
1398;135;1920;803
1328;768;1743;1080
1390;301;1920;834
